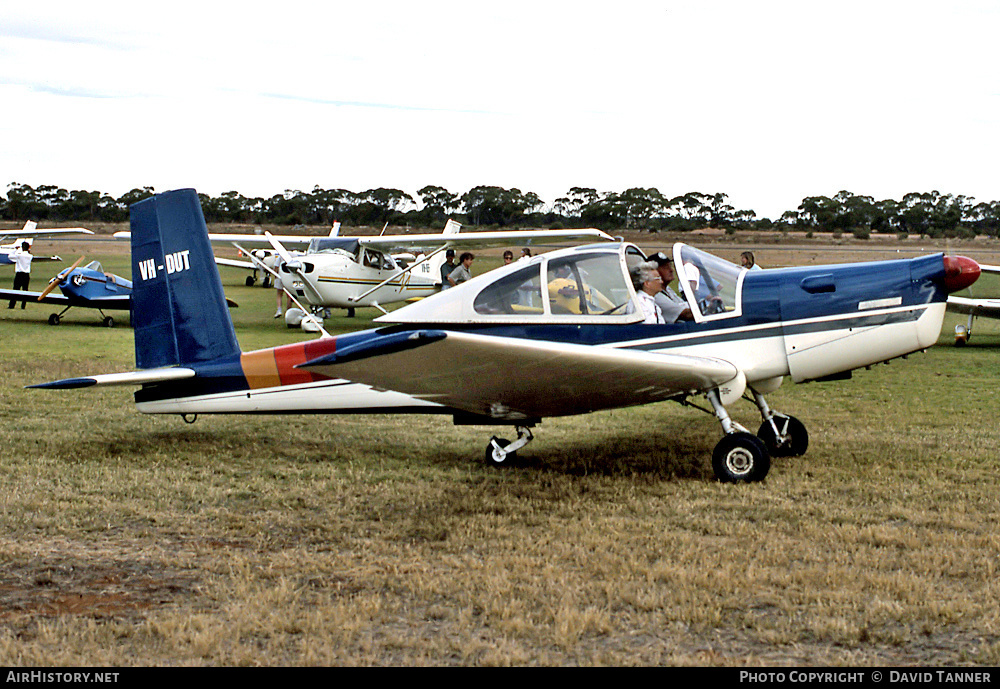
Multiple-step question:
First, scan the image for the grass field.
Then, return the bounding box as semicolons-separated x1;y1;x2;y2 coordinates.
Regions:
1;233;999;666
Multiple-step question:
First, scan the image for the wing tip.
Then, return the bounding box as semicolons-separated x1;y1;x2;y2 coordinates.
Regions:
27;377;98;390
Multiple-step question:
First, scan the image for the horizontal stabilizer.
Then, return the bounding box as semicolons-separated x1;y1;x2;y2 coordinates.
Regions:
301;330;447;367
28;367;196;390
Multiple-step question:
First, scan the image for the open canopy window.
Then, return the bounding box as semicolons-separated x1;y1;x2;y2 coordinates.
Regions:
675;244;744;319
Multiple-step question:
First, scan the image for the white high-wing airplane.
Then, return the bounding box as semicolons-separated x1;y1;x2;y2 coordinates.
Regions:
33;189;982;483
946;264;1000;344
114;220;613;317
1;221;95;265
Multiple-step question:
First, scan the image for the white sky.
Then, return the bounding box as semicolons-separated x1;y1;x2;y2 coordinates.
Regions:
2;0;999;220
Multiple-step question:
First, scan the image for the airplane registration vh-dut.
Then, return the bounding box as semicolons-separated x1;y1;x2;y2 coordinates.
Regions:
30;189;981;483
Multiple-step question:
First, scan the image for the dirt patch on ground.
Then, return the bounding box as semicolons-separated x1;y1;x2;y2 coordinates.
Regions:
0;537;201;627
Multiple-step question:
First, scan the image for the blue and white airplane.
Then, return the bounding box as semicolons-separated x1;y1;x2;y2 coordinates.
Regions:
30;189;981;482
1;256;132;326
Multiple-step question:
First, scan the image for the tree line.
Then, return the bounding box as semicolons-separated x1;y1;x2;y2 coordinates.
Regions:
4;182;1000;239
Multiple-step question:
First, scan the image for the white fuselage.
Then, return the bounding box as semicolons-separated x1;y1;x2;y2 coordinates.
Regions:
134;301;946;417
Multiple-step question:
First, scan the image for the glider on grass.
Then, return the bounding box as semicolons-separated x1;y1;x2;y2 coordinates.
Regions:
32;189;981;482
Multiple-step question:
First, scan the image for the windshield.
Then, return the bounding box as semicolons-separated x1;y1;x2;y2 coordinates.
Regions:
675;244;743;318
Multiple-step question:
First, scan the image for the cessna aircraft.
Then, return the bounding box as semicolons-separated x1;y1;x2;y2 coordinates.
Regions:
0;256;131;326
1;221;95;265
31;189;981;482
946;264;1000;345
121;221;614;317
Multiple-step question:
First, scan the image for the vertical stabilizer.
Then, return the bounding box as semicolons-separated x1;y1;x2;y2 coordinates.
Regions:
130;189;241;369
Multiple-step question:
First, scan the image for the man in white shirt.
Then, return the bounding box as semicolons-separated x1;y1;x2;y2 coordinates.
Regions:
8;242;32;309
646;252;693;323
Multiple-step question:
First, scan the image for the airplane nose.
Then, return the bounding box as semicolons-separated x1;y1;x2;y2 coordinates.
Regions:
942;255;980;293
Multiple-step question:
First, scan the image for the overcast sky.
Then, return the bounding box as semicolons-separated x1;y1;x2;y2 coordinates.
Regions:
2;1;998;220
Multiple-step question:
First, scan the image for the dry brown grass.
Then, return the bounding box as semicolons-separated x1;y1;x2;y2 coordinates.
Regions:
1;235;999;666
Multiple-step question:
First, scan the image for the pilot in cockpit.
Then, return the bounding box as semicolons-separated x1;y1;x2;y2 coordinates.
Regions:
647;252;693;322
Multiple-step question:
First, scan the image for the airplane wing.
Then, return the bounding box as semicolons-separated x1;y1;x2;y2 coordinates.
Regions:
114;227;614;252
355;228;614;254
0;288;131;310
946;264;1000;317
946;295;1000;318
215;256;256;270
0;227;95;241
296;329;739;420
114;231;319;248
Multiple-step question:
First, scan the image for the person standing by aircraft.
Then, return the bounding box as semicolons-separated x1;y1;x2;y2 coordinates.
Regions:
273;254;287;318
741;251;762;270
448;252;475;287
7;242;32;309
440;249;456;290
647;252;692;323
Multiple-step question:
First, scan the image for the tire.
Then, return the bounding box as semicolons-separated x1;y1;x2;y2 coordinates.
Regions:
485;438;517;468
102;316;115;328
756;414;808;457
712;432;770;483
48;313;61;325
245;276;255;287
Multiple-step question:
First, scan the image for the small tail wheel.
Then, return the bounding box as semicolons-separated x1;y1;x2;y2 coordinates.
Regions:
756;414;808;457
485;437;517;468
712;432;770;483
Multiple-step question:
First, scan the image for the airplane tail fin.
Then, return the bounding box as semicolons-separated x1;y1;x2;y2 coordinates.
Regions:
129;189;241;369
329;221;341;237
443;219;461;235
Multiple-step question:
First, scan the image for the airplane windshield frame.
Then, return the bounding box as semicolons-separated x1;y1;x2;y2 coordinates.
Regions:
673;243;745;321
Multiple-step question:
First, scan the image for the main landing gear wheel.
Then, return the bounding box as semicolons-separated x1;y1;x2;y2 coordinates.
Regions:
756;414;808;458
102;316;115;328
712;432;770;483
245;276;256;287
47;313;61;325
485;437;517;468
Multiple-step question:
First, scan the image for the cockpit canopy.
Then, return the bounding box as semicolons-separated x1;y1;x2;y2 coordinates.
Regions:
378;242;745;325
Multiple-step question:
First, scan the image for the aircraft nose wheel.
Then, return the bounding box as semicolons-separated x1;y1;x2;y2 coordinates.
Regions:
484;426;534;468
712;432;770;483
756;414;808;457
485;437;517;467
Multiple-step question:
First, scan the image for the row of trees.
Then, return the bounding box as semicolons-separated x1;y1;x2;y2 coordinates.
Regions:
4;182;1000;239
